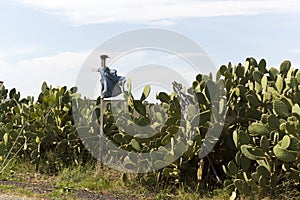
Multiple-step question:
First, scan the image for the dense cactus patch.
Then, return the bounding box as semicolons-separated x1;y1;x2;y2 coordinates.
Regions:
1;57;299;198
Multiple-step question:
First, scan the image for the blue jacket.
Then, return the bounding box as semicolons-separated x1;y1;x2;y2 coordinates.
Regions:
99;66;126;98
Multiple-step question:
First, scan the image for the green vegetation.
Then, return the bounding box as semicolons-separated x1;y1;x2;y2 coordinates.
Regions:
1;57;300;199
0;160;232;199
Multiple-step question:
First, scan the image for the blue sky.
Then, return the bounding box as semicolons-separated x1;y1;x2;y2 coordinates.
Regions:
1;0;300;98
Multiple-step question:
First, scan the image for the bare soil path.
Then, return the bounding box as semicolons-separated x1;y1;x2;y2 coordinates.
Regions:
0;180;137;200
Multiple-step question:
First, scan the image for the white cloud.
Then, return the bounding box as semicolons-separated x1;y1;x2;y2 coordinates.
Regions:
16;0;300;26
0;45;40;60
18;51;89;72
0;50;90;97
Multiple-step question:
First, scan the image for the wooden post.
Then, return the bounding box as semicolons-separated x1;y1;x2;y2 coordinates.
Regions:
99;97;104;168
96;55;109;174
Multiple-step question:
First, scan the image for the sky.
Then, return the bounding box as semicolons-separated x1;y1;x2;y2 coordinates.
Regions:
1;0;300;100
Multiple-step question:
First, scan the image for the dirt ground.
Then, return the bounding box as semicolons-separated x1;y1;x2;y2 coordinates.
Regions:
0;180;137;200
0;194;33;200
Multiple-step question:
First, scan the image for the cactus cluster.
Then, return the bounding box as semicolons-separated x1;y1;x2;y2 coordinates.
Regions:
0;82;92;173
220;58;300;197
73;73;226;186
1;57;299;198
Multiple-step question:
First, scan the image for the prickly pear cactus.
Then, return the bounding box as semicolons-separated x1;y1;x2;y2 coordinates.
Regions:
1;57;300;197
0;82;92;173
220;58;300;197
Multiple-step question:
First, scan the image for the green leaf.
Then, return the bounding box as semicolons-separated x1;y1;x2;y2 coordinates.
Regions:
260;136;269;152
261;76;268;91
154;160;167;169
288;77;298;90
288;135;300;151
191;110;211;127
187;105;197;117
273;100;290;118
30;149;39;160
247;57;258;67
241;145;266;160
133;100;146;116
157;92;170;103
292;104;300;115
41;81;48;93
269;67;279;80
275;75;284;93
280;60;291;74
239;131;251;146
256;160;271;173
113;133;123;144
256;165;270;178
233;130;238;148
255;82;262;93
131;139;141;151
219;65;227;76
3;133;9;146
174;141;187;156
23;140;28;151
246;94;260;108
228;161;238;175
161;134;172;146
140;85;151;101
253;71;263;83
155;112;164;123
230;191;237;200
235;65;244;78
71;93;81;99
248;123;269;136
258;59;267;73
222;165;233;178
122;134;132;143
0;142;6;156
244;61;250;75
241;156;251;171
127;78;132;94
123;156;136;171
273;144;296;162
281;135;291;149
296;70;300;83
234;179;251;195
267;115;280;131
196;74;203;82
233;130;250;148
196;92;208;105
9;88;16;99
